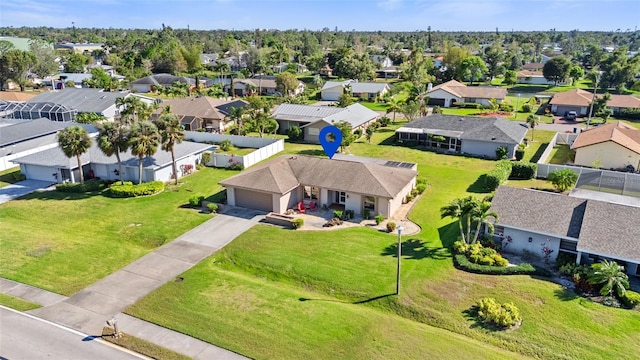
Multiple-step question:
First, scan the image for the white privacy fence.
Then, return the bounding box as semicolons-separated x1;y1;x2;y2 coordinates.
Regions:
184;132;284;169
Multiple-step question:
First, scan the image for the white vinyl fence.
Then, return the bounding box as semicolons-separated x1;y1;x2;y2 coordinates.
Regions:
184;132;284;169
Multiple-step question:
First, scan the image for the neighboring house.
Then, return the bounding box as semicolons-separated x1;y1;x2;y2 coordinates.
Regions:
54;42;104;54
0;118;95;171
129;73;196;93
571;121;640;171
320;80;390;101
219;154;417;218
153;96;249;132
516;70;561;85
26;88;127;120
522;62;545;71
12;140;211;184
44;73;93;89
318;64;333;76
370;55;394;68
216;55;247;71
489;186;640;277
271;62;308;73
226;76;304;97
550;89;640;116
200;53;219;66
0;92;36;102
395;114;528;159
376;67;400;79
272;103;379;143
425;80;507;108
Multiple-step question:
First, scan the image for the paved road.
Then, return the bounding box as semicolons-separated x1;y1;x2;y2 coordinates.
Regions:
0;306;146;360
0;179;54;204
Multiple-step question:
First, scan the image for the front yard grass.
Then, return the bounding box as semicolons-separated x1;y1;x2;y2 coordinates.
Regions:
0;293;41;311
0;167;24;188
0;167;233;295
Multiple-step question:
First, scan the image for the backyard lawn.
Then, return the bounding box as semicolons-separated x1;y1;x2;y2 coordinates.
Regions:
0;167;235;295
548;144;575;164
126;133;640;359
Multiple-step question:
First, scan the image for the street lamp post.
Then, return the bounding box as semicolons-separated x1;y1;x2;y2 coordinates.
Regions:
396;225;404;295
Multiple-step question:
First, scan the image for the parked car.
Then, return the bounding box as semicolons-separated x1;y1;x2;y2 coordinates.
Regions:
564;111;577;120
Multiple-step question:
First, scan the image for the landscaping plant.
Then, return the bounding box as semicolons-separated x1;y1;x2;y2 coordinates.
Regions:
548;169;578;192
476;297;522;328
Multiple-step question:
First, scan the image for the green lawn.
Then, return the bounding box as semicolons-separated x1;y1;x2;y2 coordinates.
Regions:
0;167;25;188
0;167;233;295
0;293;41;311
548;145;575;164
217;146;256;156
523;129;556;163
360;101;388;112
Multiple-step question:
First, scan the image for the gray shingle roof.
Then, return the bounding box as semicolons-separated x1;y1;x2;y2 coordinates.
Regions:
273;103;378;128
130;73;195;86
490;186;587;239
351;82;389;94
220;155;417;198
398;114;528;145
27;88;124;113
578;201;640;262
0;118;66;147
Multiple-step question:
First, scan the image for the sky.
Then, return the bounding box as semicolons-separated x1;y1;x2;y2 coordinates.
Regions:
1;0;639;32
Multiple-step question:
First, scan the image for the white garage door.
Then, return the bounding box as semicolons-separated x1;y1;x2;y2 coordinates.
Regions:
235;189;273;212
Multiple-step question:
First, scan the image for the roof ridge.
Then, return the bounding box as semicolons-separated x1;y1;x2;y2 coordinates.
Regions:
362;162;394;198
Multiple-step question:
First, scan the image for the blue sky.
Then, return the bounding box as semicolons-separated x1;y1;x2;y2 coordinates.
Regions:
1;0;638;32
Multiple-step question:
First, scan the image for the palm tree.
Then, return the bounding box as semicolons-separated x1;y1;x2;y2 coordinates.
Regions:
154;113;185;185
225;106;245;133
57;126;92;184
440;198;467;243
386;97;402;124
588;260;629;297
97;121;129;184
470;199;498;244
526;114;539;142
129;121;161;184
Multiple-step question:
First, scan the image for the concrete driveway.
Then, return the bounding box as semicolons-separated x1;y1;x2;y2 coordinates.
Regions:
0;179;54;204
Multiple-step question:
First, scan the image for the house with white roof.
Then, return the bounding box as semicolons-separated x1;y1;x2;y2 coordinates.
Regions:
320;80;390;101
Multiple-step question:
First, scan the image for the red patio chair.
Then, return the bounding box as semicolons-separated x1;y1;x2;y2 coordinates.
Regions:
309;201;317;211
297;202;306;213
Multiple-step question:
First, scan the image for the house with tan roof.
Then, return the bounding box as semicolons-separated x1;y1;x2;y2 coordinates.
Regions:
219;155;417;218
425;80;507;108
320;80;391;101
571;121;640;171
550;89;640;117
0;92;37;102
225;75;305;97
153;96;248;132
489;186;640;277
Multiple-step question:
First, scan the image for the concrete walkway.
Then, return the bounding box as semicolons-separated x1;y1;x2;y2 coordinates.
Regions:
0;278;67;306
0;179;54;204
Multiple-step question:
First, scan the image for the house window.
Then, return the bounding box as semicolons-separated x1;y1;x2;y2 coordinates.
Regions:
303;186;319;201
559;239;577;252
364;196;375;211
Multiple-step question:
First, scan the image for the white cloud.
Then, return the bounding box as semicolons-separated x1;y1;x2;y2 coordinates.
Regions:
377;0;403;10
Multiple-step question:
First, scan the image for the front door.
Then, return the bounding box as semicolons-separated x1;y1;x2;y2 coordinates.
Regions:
335;191;346;205
449;138;456;151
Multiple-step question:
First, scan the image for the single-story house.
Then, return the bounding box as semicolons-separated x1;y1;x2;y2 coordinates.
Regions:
489;186;640;277
272;103;379;143
571;121;640;170
376;67;400;79
219;154;417;218
395;114;528;159
26;88;128;120
425;80;507;108
0;118;97;171
12;140;211;184
516;70;563;85
54;42;104;54
318;64;333;77
370;55;394;68
271;62;308;73
200;53;219;66
550;89;640;117
225;76;304;97
43;73;93;89
522;62;545;71
320;80;391;101
153;96;249;132
129;73;197;93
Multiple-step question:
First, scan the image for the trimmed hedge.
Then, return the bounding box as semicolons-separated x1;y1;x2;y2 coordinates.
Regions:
109;181;164;198
451;102;484;109
484;161;512;191
56;179;104;193
454;254;550;276
510;161;537;179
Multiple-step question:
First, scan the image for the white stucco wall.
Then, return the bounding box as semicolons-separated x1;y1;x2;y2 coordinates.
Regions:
226;187;236;206
501;227;563;262
426;89;460;108
345;193;363;215
321;86;344;101
387;176;416;219
574;141;640;170
462;140;516;159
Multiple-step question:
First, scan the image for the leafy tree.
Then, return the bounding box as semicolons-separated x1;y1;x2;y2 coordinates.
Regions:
400;46;435;84
129;121;161;184
287;125;303;141
333;120;355;152
593;92;612;122
0;40;14;55
503;70;517;85
568;65;584;85
97;120;129;184
245;95;274;138
337;92;355;107
275;72;299;96
588;260;629;297
460;56;488;85
154;113;185;184
64;53;89;73
29;40;58;78
483;45;504;80
548;169;578;192
57;126;92;184
542;56;571;86
365;124;376;143
75;112;106;124
526;114;539;141
83;67;113;89
1;49;37;91
400;100;421;122
599;47;640;92
442;46;471;81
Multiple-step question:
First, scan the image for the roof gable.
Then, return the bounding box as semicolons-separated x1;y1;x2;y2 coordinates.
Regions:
427;80;506;99
571;121;640;154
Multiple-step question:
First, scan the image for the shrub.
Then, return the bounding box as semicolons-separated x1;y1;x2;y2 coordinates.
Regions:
417;177;427;185
602;295;622;308
377;116;391;127
620;290;640;308
405;193;414;202
498;103;514;112
454;254;548;276
521;103;532;113
291;218;304;230
515;149;525;161
495;146;508;160
56;179;104;193
201;152;211;166
364;209;371;220
207;203;218;213
333;210;343;219
386;221;397;232
109;181;164;198
11;172;26;182
218;139;233;152
343;209;355;220
432;105;443;114
354;128;363;138
416;183;427;194
476;297;522;328
453;241;469;254
287;126;303;141
548;169;579;192
510;162;537;179
452;102;483;109
493;254;509;267
228;162;244;171
484;161;512;191
375;214;385;225
189;195;205;207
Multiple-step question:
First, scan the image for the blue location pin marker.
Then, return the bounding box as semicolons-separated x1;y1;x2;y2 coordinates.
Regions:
319;125;342;159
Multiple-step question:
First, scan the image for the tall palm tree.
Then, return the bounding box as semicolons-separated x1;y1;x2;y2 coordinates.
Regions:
58;126;92;184
470;199;498;244
386;97;402;124
225;106;245;133
154;113;185;185
440;198;467;243
129;121;160;184
588;260;629;297
97;121;129;184
526;114;539;142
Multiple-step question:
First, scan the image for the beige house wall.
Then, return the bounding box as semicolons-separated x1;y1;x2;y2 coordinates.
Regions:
574;142;640;170
387;176;416;219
